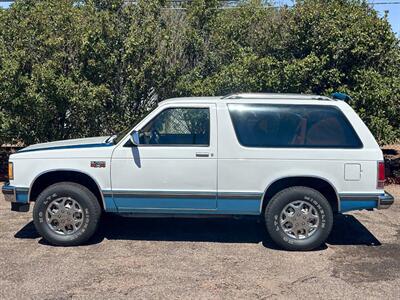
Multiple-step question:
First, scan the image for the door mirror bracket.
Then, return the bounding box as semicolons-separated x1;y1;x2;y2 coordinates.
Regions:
126;130;140;147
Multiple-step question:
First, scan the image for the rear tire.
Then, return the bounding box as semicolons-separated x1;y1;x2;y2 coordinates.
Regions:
33;182;101;246
265;186;333;251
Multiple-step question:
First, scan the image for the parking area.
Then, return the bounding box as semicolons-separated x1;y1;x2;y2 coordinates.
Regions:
0;185;399;299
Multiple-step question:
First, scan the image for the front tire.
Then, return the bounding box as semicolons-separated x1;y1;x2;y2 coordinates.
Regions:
265;186;333;251
33;182;101;246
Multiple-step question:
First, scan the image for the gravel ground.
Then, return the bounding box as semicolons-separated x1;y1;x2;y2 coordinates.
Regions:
0;186;399;299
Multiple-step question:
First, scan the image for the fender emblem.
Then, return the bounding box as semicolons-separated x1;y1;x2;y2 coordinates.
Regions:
90;161;106;168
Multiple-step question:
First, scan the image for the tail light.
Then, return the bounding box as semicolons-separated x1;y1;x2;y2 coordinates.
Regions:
377;161;385;189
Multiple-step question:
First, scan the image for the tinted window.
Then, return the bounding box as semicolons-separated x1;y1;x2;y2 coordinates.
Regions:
139;108;210;145
228;104;362;148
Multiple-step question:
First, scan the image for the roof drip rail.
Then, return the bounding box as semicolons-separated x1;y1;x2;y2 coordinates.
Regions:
221;93;241;99
222;93;333;101
222;93;275;99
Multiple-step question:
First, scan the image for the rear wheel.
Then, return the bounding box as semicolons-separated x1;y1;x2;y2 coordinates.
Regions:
33;182;101;246
265;186;333;251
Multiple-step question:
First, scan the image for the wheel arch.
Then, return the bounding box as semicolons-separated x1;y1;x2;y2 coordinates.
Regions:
261;176;340;213
28;169;105;210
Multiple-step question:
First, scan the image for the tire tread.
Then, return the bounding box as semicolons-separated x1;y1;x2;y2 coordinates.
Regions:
33;182;101;246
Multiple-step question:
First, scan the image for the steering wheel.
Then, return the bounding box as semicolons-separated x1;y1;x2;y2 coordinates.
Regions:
150;129;160;144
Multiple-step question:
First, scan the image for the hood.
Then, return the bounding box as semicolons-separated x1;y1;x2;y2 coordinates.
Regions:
18;136;112;153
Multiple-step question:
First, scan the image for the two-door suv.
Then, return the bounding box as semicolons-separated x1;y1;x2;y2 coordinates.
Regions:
2;93;394;250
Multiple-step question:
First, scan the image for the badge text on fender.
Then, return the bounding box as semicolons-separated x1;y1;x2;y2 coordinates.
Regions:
90;161;106;168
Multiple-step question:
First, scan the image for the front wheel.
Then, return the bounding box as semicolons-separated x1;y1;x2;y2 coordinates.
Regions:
265;186;333;251
33;182;101;246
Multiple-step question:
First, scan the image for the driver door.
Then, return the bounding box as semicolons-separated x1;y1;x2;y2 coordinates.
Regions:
110;103;217;212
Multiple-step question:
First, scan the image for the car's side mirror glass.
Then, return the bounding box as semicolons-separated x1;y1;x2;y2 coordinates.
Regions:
130;130;140;146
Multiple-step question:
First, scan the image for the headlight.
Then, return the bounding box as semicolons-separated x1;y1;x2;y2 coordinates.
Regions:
8;162;13;180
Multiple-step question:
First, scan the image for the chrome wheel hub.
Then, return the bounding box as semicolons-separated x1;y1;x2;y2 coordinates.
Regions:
279;200;320;240
46;197;84;235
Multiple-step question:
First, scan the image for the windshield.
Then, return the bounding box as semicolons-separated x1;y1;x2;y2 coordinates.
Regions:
111;111;152;145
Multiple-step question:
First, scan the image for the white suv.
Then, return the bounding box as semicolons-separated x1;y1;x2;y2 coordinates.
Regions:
2;93;394;250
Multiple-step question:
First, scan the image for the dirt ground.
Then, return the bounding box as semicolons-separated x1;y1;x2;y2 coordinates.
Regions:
0;186;399;299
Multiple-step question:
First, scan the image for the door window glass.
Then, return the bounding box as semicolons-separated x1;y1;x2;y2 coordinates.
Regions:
139;108;210;146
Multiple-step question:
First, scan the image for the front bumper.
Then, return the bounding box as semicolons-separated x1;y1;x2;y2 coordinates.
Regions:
2;183;16;202
377;192;394;209
2;183;30;212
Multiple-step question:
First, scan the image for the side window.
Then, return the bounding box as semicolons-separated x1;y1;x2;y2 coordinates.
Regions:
139;107;210;146
228;104;362;148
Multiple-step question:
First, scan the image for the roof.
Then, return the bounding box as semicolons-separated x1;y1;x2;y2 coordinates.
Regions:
158;93;334;106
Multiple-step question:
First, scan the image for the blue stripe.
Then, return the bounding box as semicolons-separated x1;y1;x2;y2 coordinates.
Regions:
104;190;262;215
339;193;380;212
114;197;217;211
217;198;260;214
104;196;118;212
340;200;377;212
16;190;29;203
18;143;113;153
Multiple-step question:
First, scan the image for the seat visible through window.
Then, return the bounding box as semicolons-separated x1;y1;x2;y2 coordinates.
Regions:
228;104;362;148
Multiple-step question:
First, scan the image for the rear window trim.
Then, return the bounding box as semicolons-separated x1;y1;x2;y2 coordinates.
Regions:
227;103;364;150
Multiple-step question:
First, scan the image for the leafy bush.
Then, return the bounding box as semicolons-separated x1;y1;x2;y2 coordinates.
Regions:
0;0;399;145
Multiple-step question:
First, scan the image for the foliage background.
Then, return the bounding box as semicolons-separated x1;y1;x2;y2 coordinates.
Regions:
0;0;399;145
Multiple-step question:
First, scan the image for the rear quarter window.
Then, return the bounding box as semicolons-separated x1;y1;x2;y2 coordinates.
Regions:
228;104;362;148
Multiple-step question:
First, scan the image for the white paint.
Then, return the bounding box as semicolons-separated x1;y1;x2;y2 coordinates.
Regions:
8;94;383;214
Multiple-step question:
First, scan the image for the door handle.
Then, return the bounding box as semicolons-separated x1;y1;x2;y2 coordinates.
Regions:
196;152;209;158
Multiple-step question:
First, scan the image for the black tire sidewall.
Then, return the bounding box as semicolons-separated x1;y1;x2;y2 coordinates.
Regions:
33;182;101;246
265;187;333;251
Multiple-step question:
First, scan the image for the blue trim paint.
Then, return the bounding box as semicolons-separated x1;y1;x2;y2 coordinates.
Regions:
340;200;377;212
339;193;380;212
104;196;118;212
103;190;262;215
16;191;29;203
18;143;113;153
114;197;217;211
217;199;261;214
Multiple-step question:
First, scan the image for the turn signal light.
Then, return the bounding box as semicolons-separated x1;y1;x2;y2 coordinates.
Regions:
8;162;14;180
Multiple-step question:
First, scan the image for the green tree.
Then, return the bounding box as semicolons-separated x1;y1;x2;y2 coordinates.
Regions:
0;0;399;145
177;0;400;144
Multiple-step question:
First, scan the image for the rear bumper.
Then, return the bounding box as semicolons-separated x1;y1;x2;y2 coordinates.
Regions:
2;183;16;203
339;190;394;212
377;192;394;209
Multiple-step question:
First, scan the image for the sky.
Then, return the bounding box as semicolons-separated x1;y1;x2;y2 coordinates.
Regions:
0;1;399;36
279;0;400;36
369;2;400;35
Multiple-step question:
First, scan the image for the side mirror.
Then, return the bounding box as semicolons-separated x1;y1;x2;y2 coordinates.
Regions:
129;130;140;146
